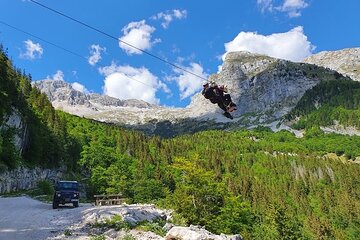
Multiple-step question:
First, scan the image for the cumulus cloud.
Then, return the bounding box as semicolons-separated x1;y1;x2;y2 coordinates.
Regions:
88;44;106;66
152;9;187;29
257;0;309;17
222;26;315;62
171;63;208;100
71;82;88;93
20;40;43;60
119;20;161;55
99;62;168;104
51;70;65;81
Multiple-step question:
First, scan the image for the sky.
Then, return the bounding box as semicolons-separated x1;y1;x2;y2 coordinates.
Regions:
1;0;359;107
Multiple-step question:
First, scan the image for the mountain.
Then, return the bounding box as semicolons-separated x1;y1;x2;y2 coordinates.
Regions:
303;47;360;81
34;51;350;136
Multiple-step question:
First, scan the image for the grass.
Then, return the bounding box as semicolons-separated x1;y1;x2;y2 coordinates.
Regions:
93;214;131;231
92;214;167;236
134;219;167;237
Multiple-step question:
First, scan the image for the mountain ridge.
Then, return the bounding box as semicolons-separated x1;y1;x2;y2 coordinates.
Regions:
33;50;352;136
303;47;360;81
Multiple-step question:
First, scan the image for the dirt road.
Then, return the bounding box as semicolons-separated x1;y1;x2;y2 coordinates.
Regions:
0;196;91;240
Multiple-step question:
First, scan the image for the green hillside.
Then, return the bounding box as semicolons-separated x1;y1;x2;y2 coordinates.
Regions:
1;46;360;239
287;80;360;130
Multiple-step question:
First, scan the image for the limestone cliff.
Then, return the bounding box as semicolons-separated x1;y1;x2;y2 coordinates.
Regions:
303;48;360;81
34;51;350;136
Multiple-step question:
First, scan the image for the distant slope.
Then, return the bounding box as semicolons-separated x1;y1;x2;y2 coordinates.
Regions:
303;47;360;81
286;80;360;133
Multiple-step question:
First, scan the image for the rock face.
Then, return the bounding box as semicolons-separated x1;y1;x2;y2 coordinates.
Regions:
0;167;63;193
34;51;350;136
303;48;360;81
32;80;155;111
191;51;347;120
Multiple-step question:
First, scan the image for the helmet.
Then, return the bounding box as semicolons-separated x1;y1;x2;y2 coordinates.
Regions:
202;81;209;86
223;85;228;92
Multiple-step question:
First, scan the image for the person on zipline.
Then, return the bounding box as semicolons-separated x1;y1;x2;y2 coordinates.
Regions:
201;80;237;119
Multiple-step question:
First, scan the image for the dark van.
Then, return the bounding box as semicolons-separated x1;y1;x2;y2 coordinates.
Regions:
52;181;79;209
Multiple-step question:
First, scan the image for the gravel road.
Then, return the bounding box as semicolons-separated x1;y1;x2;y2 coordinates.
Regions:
0;196;91;240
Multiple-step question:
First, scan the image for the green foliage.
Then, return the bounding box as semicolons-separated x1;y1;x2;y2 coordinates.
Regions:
64;229;72;236
37;179;54;195
90;236;106;240
0;128;21;169
135;219;167;237
288;80;360;129
93;215;131;231
121;235;136;240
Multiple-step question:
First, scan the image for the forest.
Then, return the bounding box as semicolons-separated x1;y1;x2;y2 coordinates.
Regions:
1;45;360;239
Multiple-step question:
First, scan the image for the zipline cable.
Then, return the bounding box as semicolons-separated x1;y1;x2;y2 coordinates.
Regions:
0;20;85;60
0;20;155;88
29;0;208;81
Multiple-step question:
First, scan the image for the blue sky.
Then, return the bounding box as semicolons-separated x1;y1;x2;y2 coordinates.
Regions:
1;0;359;107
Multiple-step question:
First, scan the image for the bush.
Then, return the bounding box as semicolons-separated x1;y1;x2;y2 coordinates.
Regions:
37;179;54;195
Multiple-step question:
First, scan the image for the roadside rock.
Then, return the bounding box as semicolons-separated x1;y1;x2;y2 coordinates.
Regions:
165;225;242;240
82;204;169;227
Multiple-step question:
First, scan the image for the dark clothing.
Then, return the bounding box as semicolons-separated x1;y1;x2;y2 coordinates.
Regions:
202;85;235;112
202;86;219;103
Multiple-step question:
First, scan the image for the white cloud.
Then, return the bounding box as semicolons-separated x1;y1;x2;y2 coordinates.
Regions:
276;0;309;17
152;9;187;29
52;70;65;81
119;20;160;55
222;26;315;62
71;82;88;93
171;63;208;100
88;44;106;66
257;0;274;13
20;40;43;60
99;62;168;104
257;0;309;17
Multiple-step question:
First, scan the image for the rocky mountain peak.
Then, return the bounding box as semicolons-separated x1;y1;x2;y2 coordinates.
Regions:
32;79;156;113
303;47;360;81
34;50;351;136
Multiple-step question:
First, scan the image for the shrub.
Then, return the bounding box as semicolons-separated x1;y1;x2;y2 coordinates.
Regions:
37;179;54;195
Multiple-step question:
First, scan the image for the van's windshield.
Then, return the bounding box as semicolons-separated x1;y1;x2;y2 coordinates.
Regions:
57;182;78;191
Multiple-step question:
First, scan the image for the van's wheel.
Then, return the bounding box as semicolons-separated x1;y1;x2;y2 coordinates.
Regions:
52;201;58;209
73;202;79;208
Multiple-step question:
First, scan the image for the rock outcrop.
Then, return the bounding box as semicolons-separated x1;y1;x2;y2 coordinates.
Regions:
303;48;360;81
52;204;242;240
165;225;242;240
0;167;63;193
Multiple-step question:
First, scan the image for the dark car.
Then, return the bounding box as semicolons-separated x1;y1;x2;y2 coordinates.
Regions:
52;181;80;209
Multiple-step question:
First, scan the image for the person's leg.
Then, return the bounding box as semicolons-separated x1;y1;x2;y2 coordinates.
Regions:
223;94;231;106
217;102;227;112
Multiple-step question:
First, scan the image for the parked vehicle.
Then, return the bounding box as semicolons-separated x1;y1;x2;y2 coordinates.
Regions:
52;181;79;209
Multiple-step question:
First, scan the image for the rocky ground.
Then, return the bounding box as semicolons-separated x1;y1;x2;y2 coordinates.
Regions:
0;196;242;240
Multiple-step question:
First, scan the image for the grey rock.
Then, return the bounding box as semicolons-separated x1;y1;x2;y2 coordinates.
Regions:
165;225;242;240
303;48;360;81
32;50;352;136
0;167;64;194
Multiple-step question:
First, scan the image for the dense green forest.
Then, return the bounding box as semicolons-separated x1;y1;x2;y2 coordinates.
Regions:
1;46;360;239
287;80;360;129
